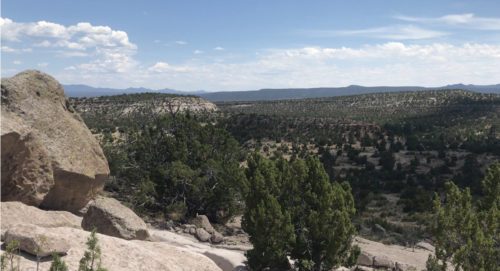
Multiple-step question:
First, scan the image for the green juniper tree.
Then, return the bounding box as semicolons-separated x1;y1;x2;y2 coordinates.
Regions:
290;156;359;271
242;153;295;270
427;162;500;271
243;154;359;271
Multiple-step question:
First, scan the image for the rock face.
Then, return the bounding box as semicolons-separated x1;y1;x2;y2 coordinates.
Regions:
81;197;150;240
1;70;109;211
4;224;71;257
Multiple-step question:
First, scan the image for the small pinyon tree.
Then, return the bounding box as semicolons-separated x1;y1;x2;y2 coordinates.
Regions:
50;253;68;271
79;229;108;271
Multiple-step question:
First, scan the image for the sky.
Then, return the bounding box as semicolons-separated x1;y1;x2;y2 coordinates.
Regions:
1;0;500;91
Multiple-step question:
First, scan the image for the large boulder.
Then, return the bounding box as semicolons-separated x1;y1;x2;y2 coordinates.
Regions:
81;197;150;240
1;70;109;211
4;223;71;257
210;231;224;244
357;250;374;266
195;228;211;242
189;214;215;233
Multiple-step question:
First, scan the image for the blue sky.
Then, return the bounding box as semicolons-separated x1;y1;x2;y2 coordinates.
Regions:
2;0;500;91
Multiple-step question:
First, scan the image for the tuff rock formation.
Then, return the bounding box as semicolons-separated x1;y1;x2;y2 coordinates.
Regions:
1;201;82;239
1;201;240;271
82;197;150;241
4;223;71;257
1;70;109;211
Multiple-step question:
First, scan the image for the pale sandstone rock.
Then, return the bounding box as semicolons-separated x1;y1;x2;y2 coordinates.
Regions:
1;70;109;211
373;255;394;269
395;262;418;271
211;231;224;244
196;228;211;242
354;236;434;270
1;227;222;271
82;197;150;240
189;227;197;235
355;266;374;271
4;223;70;257
357;250;374;266
190;214;215;233
415;241;435;252
1;201;82;239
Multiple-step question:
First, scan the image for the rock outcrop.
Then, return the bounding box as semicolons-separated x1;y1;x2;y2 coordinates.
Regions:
1;70;109;211
4;223;71;257
81;197;150;240
354;236;431;270
1;201;82;239
190;214;216;233
189;214;225;243
1;201;239;271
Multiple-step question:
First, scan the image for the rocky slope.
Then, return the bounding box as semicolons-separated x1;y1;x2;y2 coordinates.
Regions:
1;70;109;211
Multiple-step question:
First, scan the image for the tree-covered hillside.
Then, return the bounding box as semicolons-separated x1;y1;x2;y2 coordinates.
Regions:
75;89;500;246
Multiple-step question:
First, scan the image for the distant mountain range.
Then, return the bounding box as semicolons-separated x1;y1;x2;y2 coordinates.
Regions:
62;84;500;102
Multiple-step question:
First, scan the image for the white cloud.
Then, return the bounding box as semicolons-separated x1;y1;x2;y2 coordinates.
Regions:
58;51;88;57
13;60;22;65
0;17;70;42
57;42;500;91
34;40;52;47
1;46;16;52
1;17;138;73
214;46;225;51
396;13;500;30
175;41;187;45
38;62;49;67
148;62;189;73
303;25;448;40
1;45;32;53
194;50;203;54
